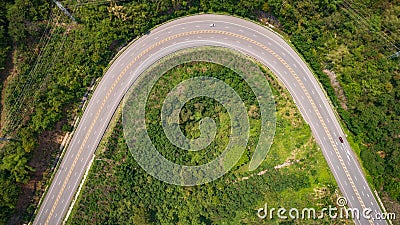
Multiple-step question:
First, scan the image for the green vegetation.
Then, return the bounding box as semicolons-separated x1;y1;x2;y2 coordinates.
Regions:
0;0;398;223
67;62;342;224
0;0;11;71
146;61;262;170
265;0;400;202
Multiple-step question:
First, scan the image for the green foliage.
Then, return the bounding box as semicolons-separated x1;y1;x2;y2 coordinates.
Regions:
0;173;20;224
385;178;400;202
1;128;36;184
0;1;10;71
266;0;400;200
0;136;34;222
145;62;260;167
1;0;398;223
67;63;338;225
6;0;50;45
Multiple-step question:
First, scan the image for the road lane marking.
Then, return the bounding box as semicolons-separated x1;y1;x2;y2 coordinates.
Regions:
42;29;374;225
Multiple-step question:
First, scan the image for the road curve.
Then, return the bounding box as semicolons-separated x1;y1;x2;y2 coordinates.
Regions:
33;14;387;225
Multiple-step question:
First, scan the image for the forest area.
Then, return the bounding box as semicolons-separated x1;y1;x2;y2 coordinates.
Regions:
0;0;398;224
67;60;341;224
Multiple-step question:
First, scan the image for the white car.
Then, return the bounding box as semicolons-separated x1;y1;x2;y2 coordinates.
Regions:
209;23;215;27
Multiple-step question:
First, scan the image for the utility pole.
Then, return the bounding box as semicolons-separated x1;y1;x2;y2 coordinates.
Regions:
389;50;400;59
0;137;13;142
52;0;76;22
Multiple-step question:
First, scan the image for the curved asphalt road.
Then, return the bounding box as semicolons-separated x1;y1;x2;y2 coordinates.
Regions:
33;14;387;225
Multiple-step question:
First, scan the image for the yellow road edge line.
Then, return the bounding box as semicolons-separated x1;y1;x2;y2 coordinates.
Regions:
43;29;372;225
